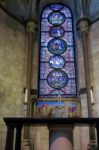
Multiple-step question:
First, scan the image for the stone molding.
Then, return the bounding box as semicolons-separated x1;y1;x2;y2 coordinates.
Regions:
77;17;90;32
26;20;37;33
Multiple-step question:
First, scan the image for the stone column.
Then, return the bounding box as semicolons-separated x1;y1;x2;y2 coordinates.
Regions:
25;19;37;117
77;18;92;117
23;19;37;142
49;125;73;150
77;18;97;149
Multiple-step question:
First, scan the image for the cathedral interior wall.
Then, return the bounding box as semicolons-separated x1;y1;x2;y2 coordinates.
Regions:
0;9;26;150
0;5;99;150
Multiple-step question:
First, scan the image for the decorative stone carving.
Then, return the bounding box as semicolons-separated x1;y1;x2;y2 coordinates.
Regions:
26;20;37;33
77;18;90;32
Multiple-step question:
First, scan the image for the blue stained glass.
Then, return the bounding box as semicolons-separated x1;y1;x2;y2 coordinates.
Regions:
42;7;52;18
39;80;53;95
48;12;66;25
41;32;52;46
47;70;68;89
64;47;74;61
49;26;64;38
50;4;63;11
61;7;72;17
64;79;76;95
48;39;67;54
40;63;52;79
41;19;52;31
62;19;72;31
40;47;52;61
39;4;77;98
62;32;73;45
49;55;65;69
50;90;65;95
62;63;75;78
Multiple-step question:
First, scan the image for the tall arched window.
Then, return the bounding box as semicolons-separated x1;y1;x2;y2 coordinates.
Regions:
37;4;80;118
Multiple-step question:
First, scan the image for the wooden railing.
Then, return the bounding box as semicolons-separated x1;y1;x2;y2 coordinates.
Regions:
4;117;99;150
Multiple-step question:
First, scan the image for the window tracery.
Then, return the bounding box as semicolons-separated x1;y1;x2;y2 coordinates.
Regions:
39;4;76;98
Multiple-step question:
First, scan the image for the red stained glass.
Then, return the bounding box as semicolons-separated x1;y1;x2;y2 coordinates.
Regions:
39;4;77;98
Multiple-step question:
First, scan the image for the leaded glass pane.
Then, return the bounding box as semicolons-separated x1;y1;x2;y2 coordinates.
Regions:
62;63;75;78
50;90;65;95
47;70;68;89
63;47;74;61
50;4;63;11
39;4;77;98
40;63;52;79
62;32;73;45
48;39;67;54
62;19;72;31
41;32;52;46
39;80;53;95
41;19;52;31
40;47;52;61
49;26;64;38
48;12;66;25
62;79;76;95
61;7;72;17
42;7;52;18
49;55;65;69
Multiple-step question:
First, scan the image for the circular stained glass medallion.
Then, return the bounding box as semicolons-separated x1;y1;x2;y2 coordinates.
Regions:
49;26;64;38
50;89;65;95
48;12;66;25
49;55;65;69
48;39;67;54
50;4;63;11
47;70;68;89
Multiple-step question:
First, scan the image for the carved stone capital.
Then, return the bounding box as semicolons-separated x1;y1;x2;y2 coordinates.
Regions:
77;17;90;32
26;20;37;33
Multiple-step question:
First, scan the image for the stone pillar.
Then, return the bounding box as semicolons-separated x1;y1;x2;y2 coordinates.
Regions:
23;19;37;142
49;125;73;150
25;19;37;117
77;18;92;117
77;18;97;149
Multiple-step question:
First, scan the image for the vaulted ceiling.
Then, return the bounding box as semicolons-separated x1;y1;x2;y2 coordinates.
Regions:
0;0;99;26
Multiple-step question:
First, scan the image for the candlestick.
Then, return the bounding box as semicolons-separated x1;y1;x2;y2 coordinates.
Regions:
90;89;94;104
24;89;28;103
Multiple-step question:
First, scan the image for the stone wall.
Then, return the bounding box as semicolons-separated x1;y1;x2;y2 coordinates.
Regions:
30;126;49;150
76;20;99;118
89;20;99;117
0;9;26;150
73;20;99;150
0;5;99;150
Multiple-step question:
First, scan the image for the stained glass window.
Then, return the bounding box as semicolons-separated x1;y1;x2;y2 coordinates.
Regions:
39;4;77;98
36;101;80;118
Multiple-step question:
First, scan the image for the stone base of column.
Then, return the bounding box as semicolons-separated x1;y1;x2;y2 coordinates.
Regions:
87;140;98;150
49;125;73;150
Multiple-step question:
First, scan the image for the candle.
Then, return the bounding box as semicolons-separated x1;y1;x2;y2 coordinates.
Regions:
90;89;94;104
24;89;28;103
